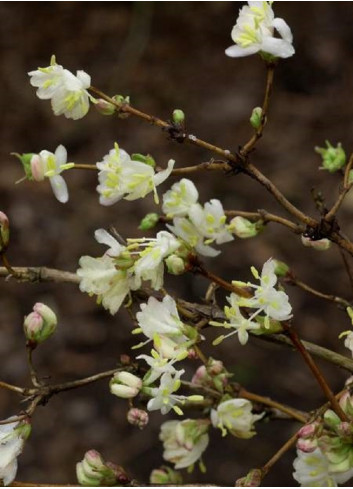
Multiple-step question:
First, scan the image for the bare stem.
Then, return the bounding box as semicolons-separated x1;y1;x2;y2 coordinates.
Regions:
241;63;275;156
261;431;298;477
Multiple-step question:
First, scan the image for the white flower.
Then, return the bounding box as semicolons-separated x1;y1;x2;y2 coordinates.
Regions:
136;295;185;340
292;448;337;487
189;200;234;245
0;419;31;486
77;255;131;315
226;1;294;59
137;350;179;385
236;258;292;326
30;145;72;203
211;398;263;438
132;231;180;290
162;178;199;217
28;55;92;120
211;295;261;346
146;370;185;415
160;419;209;469
167;217;220;257
96;143;174;205
94;228;126;258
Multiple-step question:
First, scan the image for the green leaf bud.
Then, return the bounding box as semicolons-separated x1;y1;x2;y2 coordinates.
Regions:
172;109;185;126
250;107;263;130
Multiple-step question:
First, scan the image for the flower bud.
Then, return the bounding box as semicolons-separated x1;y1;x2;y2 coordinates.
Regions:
30;154;45;181
250;107;263;130
139;213;159;231
273;259;290;277
301;235;331;251
298;421;320;439
0;211;10;251
76;450;127;486
165;254;186;275
323;409;341;430
315;140;346;173
110;371;142;399
339;391;353;419
172;109;185;126
112;95;130;119
228;216;261;239
94;98;115;116
131;153;156;168
23;303;57;346
127;408;149;429
236;468;262;487
297;437;318;453
150;466;183;485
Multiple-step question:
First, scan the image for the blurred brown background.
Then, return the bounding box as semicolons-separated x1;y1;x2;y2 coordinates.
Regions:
1;1;353;486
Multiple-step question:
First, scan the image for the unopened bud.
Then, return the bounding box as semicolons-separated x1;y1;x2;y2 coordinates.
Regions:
76;450;127;486
301;235;331;251
228;216;261;239
30;154;45;181
0;211;10;250
150;466;183;485
172;109;185;126
339;391;353;419
127;408;149;429
315;140;346;173
323;409;341;430
165;254;186;275
131;153;156;168
273;259;290;277
94;98;115;116
112;95;130;119
208;358;224;376
250;107;263;130
110;371;142;399
139;213;159;231
297;437;318;453
23;303;57;346
298;422;320;439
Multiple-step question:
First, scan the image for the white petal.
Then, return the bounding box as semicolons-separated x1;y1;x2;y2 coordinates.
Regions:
76;70;91;89
154;159;175;186
272;17;293;43
0;458;18;486
94;229;123;256
54;145;67;167
260;37;295;58
49;175;69;203
225;44;259;58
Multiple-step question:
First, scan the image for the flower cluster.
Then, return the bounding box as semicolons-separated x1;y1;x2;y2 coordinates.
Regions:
28;55;92;120
211;258;292;345
163;178;234;257
225;1;295;60
292;381;353;486
76;450;129;486
97;143;174;205
77;229;180;314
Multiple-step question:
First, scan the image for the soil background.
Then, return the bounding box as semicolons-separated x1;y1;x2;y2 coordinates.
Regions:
1;2;353;486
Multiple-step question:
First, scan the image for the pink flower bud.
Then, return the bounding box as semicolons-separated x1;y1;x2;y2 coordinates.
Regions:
127;408;149;429
301;235;331;251
23;303;57;346
297;438;318;453
297;422;319;439
208;359;224;375
30;154;45;181
94;98;115;116
191;365;207;385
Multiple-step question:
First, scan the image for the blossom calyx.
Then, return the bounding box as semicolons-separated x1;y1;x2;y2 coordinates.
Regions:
110;371;142;399
315;141;346;173
23;303;57;346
